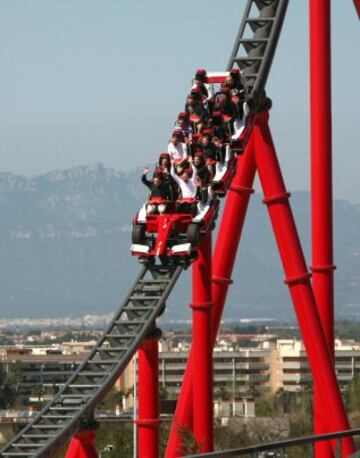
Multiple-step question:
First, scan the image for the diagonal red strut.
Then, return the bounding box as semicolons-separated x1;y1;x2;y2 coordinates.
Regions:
165;113;355;457
165;134;257;458
354;0;360;19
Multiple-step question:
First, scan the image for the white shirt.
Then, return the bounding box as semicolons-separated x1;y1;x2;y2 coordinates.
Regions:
167;142;188;161
171;164;198;198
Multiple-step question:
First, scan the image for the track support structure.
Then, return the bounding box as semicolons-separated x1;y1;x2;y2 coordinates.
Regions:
166;113;355;457
137;329;161;458
191;233;214;453
309;1;335;456
165;137;257;458
253;113;354;457
64;430;98;458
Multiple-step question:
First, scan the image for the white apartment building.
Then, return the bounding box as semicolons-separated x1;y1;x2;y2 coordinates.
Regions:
274;339;360;392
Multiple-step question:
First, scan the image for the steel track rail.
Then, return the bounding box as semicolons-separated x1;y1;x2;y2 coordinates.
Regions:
0;264;183;457
227;0;289;107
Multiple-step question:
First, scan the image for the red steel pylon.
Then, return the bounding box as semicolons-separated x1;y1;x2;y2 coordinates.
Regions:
166;113;355;457
137;335;160;458
253;112;354;457
191;232;214;453
65;430;98;458
166;135;257;458
309;0;335;456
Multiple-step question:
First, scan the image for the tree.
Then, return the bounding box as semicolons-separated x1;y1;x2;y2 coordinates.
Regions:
215;385;231;401
0;361;22;409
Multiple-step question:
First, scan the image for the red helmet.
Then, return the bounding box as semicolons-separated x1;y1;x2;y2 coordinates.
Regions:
230;68;240;75
196;68;207;75
159;152;170;159
178;111;188;119
153;170;163;179
191;87;202;94
192;133;202;141
173;128;183;136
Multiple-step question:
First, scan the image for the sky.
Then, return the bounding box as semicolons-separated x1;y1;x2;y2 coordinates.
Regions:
0;1;359;202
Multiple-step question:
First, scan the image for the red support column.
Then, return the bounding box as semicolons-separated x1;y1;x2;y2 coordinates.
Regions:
191;233;213;453
211;140;256;342
65;430;98;458
309;1;335;456
253;113;355;457
165;136;256;458
354;0;360;19
137;334;160;458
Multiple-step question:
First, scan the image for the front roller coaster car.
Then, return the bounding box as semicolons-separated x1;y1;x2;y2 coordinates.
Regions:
131;196;219;262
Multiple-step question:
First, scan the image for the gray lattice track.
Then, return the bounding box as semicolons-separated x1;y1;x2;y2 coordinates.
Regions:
0;264;182;457
227;0;289;107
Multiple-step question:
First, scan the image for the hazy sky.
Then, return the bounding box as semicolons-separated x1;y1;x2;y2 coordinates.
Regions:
0;1;359;201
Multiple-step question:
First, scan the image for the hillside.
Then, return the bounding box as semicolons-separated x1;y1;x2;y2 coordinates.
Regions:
0;163;359;321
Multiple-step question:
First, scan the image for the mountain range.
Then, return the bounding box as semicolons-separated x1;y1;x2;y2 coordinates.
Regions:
0;163;360;322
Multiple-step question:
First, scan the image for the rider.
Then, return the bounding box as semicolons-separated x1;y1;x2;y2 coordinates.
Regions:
156;152;179;201
188;132;203;157
141;168;171;214
193;68;213;105
185;93;208;133
214;86;234;119
170;157;199;216
200;133;219;176
167;130;188;173
193;151;211;204
174;112;193;141
210;111;228;143
223;68;245;92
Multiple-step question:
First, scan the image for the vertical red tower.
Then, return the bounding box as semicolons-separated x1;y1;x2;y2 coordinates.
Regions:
138;334;161;458
191;233;213;452
309;1;335;456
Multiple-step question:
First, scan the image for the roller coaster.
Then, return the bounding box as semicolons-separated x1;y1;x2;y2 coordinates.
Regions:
1;1;359;457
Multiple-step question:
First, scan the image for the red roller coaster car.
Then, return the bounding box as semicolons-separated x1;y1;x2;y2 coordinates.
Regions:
131;195;220;262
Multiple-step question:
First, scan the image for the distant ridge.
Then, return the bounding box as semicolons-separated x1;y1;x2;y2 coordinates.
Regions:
0;163;359;321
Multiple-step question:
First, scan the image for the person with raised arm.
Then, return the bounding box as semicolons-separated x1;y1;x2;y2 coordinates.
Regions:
170;157;199;216
141;167;171;215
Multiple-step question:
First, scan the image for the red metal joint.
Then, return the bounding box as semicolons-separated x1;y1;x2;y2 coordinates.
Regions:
135;418;161;427
189;301;213;310
229;184;255;195
310;264;336;273
284;272;312;286
262;192;291;206
212;275;233;285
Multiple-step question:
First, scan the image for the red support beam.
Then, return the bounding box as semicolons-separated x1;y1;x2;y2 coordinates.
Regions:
165;136;256;458
191;233;213;452
65;430;98;458
253;113;355;457
354;0;360;19
137;336;160;458
309;1;335;455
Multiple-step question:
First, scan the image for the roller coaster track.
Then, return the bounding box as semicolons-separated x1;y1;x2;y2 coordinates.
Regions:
0;264;182;457
227;0;288;107
0;1;288;456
